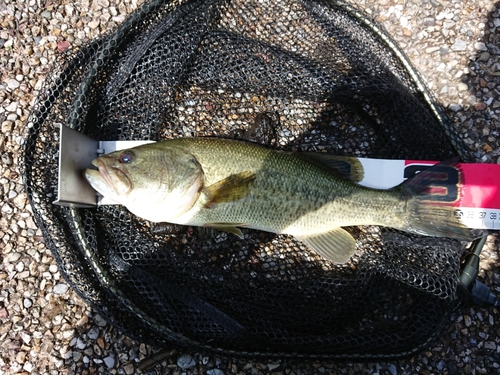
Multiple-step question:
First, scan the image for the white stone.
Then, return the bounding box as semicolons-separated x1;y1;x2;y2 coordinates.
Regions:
451;39;467;51
4;252;22;263
62;329;75;340
23;362;34;372
65;4;74;16
400;16;408;28
2;203;13;215
16;261;25;273
53;283;69;295
474;42;487;51
87;326;99;340
19;331;31;345
7;79;20;90
75;337;86;350
103;355;115;368
5;101;18;112
88;20;100;29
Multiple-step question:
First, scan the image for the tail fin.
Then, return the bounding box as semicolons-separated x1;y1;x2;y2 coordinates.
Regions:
397;160;484;241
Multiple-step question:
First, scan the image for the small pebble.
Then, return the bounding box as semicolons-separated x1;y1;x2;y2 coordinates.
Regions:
87;326;99;340
1;203;13;215
40;10;52;19
5;104;18;115
475;102;487;111
16;351;26;364
53;283;69;295
3;121;14;132
93;314;108;327
57;40;71;52
4;252;22;263
88;20;100;29
388;364;398;375
268;362;280;371
464;315;472;327
123;363;135;375
477;52;491;62
16;262;25;273
19;331;31;345
103;355;115;368
0;307;8;319
48;264;58;274
451;39;467;51
177;354;196;369
7;79;20;90
484;342;496;350
23;362;34;372
75;338;86;350
436;360;445;371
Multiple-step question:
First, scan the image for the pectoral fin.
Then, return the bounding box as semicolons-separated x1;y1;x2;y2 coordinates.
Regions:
204;171;256;207
295;228;356;264
204;223;246;239
298;153;364;182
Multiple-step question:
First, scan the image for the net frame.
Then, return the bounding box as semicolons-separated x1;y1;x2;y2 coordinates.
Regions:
22;0;472;359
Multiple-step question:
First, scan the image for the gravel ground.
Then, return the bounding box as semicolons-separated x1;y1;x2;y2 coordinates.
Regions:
1;0;500;374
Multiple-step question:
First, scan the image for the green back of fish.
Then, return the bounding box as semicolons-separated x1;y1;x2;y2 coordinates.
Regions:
164;137;391;230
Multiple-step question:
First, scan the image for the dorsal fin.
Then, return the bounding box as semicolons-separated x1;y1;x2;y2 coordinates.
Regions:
298;153;364;182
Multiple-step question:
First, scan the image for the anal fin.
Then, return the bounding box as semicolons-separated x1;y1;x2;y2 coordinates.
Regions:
295;227;356;264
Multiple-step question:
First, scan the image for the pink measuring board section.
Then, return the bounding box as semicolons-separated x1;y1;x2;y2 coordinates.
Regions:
356;158;500;229
403;161;500;208
404;161;500;229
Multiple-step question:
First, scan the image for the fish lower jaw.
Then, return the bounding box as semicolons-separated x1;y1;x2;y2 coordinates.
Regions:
124;203;197;224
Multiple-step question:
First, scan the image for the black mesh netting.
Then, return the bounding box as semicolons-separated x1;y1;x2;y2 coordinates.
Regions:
23;0;474;359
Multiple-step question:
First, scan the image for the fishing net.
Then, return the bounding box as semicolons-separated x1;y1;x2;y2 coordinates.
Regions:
23;0;474;359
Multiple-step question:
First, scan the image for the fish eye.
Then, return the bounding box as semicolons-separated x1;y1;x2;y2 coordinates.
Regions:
119;151;135;164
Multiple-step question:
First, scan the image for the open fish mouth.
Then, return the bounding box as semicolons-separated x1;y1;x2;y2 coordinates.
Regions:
87;159;133;196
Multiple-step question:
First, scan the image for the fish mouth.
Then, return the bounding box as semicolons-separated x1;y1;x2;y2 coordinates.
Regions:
90;158;133;196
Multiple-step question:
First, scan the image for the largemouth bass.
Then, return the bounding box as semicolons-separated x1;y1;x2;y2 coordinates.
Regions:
85;137;477;263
